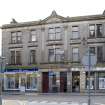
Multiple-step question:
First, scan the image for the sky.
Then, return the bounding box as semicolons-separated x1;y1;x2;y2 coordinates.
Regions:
0;0;105;55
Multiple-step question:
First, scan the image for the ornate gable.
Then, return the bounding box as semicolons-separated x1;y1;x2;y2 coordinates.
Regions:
40;10;67;24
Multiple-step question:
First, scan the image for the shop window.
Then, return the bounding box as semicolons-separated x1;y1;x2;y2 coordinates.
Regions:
26;74;37;90
98;72;105;89
52;74;56;85
5;74;19;89
86;72;95;89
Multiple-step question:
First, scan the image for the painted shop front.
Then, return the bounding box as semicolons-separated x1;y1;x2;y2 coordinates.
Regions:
41;67;105;93
3;68;39;92
3;67;105;93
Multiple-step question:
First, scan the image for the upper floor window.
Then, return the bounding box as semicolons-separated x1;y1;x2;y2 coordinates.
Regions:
89;46;103;63
89;25;95;38
10;51;21;65
11;31;22;44
89;24;103;38
89;47;95;54
72;26;79;39
97;46;103;62
30;50;36;64
48;27;61;40
96;24;103;38
30;30;37;42
72;47;79;62
48;48;64;62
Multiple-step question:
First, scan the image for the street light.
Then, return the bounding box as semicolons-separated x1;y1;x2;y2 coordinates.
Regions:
0;56;6;105
82;50;96;105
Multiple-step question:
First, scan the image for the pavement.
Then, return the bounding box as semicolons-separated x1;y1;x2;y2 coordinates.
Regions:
2;93;105;105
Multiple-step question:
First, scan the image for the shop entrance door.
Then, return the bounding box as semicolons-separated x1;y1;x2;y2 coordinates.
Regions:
60;72;67;92
72;71;80;92
42;72;49;93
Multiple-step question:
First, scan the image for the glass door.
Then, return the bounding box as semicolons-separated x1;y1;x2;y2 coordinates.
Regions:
19;75;26;92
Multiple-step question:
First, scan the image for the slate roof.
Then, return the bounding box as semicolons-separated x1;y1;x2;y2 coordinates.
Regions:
2;10;105;29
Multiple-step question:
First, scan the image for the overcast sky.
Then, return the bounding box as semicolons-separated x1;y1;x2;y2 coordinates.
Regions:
0;0;105;55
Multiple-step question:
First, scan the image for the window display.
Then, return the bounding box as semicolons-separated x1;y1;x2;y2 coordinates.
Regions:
5;74;19;89
99;78;105;89
26;74;37;90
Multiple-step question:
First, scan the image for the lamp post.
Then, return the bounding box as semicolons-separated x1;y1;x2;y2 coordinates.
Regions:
0;56;6;105
82;50;96;105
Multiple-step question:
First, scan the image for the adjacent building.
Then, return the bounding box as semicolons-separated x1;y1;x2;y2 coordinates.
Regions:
1;10;105;93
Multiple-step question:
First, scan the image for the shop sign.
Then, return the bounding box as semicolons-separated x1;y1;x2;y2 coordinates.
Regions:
5;67;39;73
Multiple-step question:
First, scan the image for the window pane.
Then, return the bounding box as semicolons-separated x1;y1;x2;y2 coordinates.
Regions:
6;75;15;89
48;27;61;40
72;54;79;61
56;32;61;40
11;51;15;64
97;24;103;37
17;32;22;43
31;30;36;35
97;46;103;62
55;27;61;33
49;33;55;40
72;26;78;31
72;48;79;62
86;72;95;89
17;31;22;36
49;28;55;33
49;49;54;62
72;32;79;39
89;25;95;38
32;35;36;41
27;74;37;89
72;26;79;39
30;50;36;64
73;48;78;53
11;32;16;43
16;51;21;65
89;47;95;54
31;30;37;42
89;25;95;30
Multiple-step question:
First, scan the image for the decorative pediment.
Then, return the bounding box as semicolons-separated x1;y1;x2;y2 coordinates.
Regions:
40;10;67;24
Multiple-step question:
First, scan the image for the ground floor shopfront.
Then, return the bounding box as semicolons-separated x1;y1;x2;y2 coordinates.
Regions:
3;67;105;93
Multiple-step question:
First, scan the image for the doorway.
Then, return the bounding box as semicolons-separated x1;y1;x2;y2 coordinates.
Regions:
60;72;67;92
72;71;80;92
42;72;49;93
19;75;26;92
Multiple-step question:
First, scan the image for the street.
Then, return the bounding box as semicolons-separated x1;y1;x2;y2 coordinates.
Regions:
2;93;105;105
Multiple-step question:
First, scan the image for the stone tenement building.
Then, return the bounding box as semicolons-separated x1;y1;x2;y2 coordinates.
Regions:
1;10;105;93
